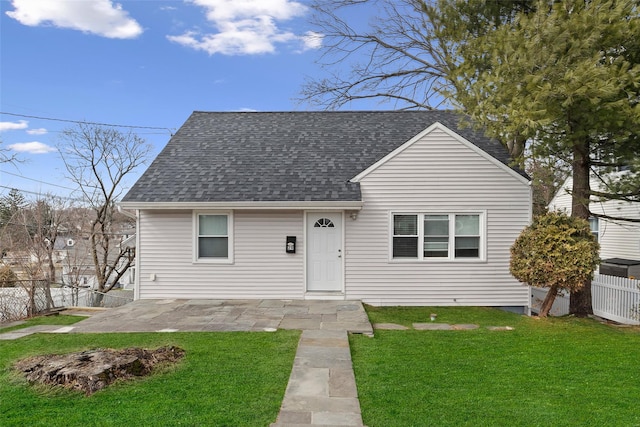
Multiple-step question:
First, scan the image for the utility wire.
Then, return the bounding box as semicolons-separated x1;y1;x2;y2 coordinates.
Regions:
0;111;175;135
0;184;85;202
0;170;77;191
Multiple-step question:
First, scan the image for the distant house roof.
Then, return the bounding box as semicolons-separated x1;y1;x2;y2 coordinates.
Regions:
121;111;525;206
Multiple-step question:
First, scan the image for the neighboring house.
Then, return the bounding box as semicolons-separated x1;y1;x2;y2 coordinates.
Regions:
59;233;136;290
56;235;98;289
119;111;532;309
117;234;136;289
1;236;80;283
549;174;640;266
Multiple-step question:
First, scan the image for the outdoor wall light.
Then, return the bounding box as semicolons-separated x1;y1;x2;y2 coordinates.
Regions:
286;236;296;253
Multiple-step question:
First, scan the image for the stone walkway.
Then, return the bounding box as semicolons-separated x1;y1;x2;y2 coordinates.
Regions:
271;329;364;427
0;299;373;427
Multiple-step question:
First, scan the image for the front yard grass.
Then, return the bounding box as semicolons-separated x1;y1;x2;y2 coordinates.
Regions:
1;330;300;426
0;314;87;333
352;306;640;427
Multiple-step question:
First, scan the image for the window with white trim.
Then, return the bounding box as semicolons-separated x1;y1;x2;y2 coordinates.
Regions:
196;213;232;262
588;217;599;242
392;213;483;260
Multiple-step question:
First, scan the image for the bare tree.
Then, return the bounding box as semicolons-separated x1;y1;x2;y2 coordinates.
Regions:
302;0;447;110
0;139;20;165
59;123;151;306
0;192;69;316
302;0;532;111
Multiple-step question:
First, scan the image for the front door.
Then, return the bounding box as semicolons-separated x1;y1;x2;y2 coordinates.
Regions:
306;212;343;292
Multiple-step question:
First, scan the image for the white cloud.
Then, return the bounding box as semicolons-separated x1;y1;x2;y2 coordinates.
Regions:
0;120;28;132
26;128;48;135
8;141;57;154
167;0;318;55
193;0;306;21
301;31;323;51
6;0;143;39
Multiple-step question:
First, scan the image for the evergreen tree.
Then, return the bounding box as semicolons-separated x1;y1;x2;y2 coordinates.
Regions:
449;0;640;315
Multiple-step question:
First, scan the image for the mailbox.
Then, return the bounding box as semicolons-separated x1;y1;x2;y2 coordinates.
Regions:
286;236;296;253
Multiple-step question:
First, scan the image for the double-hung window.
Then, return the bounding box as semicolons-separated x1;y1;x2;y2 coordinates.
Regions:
195;212;233;262
393;215;419;258
392;213;483;260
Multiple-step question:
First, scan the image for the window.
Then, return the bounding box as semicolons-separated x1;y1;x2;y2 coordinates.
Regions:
589;217;599;242
391;213;483;260
454;215;480;258
196;213;232;262
424;215;449;257
314;218;335;228
393;214;418;258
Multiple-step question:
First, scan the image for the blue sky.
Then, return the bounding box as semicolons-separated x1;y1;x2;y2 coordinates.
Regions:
0;0;379;200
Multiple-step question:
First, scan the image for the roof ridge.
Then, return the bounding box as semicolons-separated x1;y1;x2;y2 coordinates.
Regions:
190;109;459;114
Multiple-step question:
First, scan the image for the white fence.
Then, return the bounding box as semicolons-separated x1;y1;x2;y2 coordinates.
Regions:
530;273;640;325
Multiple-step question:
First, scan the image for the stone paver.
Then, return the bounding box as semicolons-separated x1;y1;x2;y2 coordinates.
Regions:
413;322;453;330
373;323;409;330
451;324;480;330
38;299;375;336
271;329;364;427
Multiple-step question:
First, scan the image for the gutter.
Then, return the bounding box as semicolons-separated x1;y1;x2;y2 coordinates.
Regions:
117;204;138;219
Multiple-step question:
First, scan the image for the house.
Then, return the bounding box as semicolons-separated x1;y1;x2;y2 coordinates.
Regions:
119;111;532;310
549;174;640;266
55;235;97;289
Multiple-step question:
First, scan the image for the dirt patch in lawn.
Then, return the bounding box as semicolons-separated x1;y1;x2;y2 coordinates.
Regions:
14;346;185;395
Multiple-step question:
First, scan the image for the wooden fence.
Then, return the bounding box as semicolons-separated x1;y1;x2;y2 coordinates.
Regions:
530;273;640;325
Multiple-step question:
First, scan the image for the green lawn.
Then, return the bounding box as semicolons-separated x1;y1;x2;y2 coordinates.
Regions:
0;314;87;333
1;330;300;426
352;306;640;427
4;307;639;427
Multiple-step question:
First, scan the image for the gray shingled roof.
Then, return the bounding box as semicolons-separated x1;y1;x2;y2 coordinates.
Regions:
122;111;525;204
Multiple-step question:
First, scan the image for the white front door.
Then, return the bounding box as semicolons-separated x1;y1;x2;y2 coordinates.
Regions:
307;212;343;292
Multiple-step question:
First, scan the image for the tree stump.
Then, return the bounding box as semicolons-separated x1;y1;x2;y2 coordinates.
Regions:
14;346;185;395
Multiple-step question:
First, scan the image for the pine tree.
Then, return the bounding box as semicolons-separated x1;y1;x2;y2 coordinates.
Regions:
449;0;640;315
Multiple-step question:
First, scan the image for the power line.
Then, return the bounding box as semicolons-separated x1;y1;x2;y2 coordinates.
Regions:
0;111;175;135
0;184;85;202
1;170;77;191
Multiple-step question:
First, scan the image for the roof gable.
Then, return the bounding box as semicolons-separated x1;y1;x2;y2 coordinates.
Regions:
351;122;530;185
122;111;526;206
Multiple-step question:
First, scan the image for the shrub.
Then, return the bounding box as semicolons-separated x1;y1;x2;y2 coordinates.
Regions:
0;265;18;287
510;212;600;316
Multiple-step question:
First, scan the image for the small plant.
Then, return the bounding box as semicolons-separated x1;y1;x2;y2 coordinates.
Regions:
0;265;18;287
510;212;600;317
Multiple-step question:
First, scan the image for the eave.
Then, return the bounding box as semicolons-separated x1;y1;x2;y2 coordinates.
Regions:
118;200;364;211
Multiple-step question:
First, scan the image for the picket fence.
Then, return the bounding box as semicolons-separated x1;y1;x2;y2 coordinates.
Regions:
530;273;640;325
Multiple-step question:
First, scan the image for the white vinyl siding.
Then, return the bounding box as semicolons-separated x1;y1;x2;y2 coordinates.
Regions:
345;127;531;307
549;176;640;260
137;210;305;299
